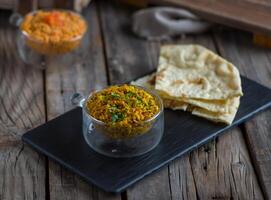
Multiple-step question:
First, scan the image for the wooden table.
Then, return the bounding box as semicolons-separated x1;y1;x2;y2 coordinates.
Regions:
0;1;270;199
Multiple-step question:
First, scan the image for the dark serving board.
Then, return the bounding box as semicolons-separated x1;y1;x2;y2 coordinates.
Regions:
22;76;271;193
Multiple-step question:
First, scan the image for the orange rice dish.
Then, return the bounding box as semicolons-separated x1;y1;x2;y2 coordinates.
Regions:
20;10;87;55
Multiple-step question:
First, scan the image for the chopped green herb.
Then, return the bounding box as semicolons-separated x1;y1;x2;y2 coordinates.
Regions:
111;112;124;122
136;96;142;101
125;92;134;98
111;114;118;122
111;92;120;98
135;96;143;105
135;100;141;105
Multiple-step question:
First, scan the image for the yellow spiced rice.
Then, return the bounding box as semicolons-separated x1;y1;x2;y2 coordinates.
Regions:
86;85;160;138
20;10;87;55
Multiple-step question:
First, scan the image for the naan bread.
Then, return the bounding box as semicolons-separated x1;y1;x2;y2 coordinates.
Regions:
131;44;242;124
131;73;156;90
131;73;235;113
192;97;240;124
155;45;243;100
131;73;188;110
163;99;188;111
159;92;232;113
131;72;240;124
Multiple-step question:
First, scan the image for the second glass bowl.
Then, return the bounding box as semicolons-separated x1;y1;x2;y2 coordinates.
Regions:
16;9;87;68
19;9;87;55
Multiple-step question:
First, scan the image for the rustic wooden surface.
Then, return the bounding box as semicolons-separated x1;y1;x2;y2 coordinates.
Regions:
214;31;271;199
0;1;270;199
45;4;120;200
0;15;46;200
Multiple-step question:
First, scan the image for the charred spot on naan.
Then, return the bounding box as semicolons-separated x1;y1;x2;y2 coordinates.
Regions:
170;80;184;86
147;74;156;86
156;68;166;81
187;77;210;90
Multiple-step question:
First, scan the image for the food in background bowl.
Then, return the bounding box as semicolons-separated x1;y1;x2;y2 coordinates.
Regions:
86;84;161;139
20;10;87;55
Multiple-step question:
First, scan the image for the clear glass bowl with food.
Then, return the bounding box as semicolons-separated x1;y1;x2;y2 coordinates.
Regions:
20;9;87;55
16;9;87;67
72;84;164;158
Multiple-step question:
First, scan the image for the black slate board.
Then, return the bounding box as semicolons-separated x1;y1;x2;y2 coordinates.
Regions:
22;76;271;193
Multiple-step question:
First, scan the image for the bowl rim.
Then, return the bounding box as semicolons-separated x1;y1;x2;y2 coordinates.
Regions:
20;8;88;43
83;84;164;126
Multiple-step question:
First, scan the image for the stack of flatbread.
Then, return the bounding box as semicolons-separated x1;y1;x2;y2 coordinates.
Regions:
131;45;243;125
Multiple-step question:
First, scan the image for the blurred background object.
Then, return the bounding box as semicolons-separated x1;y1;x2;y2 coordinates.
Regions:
253;33;271;48
1;0;91;13
6;0;90;69
119;0;271;47
2;0;271;48
3;0;271;36
132;7;212;40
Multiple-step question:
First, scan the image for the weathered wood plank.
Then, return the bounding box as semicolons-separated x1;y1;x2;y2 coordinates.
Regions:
214;30;271;199
0;16;46;200
45;3;120;200
188;129;264;199
99;1;158;85
165;35;263;200
99;2;174;199
99;1;264;198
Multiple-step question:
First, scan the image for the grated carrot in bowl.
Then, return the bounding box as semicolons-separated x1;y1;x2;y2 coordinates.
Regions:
20;10;87;55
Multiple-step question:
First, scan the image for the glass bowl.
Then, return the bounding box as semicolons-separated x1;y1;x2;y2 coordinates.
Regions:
71;85;164;158
19;9;87;55
20;29;84;55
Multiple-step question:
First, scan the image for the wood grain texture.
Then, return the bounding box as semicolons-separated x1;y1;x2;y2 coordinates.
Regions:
165;36;210;200
0;17;46;200
214;30;271;199
45;3;120;200
99;1;173;199
163;35;264;200
168;156;197;200
99;1;159;85
189;130;263;199
98;2;265;197
152;0;271;35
